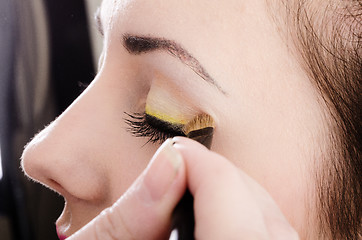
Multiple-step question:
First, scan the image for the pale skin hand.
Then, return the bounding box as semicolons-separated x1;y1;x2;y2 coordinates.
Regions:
68;137;299;240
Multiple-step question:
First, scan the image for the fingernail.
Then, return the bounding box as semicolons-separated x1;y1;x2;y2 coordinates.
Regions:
141;139;182;203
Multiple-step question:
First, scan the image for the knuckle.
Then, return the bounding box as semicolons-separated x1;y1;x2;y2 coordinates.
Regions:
95;207;136;240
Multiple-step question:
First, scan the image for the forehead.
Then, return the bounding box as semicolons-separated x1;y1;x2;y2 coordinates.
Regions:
98;0;272;81
100;0;246;37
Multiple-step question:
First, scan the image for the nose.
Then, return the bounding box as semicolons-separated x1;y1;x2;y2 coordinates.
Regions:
21;80;115;203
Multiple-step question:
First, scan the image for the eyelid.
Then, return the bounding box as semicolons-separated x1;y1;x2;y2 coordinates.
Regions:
145;77;199;125
145;105;188;125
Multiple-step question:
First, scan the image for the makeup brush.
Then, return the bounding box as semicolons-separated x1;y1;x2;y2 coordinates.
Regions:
171;114;214;240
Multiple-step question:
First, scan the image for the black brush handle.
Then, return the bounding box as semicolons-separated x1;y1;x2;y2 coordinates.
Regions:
170;189;195;240
170;129;213;239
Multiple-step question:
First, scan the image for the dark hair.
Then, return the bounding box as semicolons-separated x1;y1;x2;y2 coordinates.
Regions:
282;1;361;239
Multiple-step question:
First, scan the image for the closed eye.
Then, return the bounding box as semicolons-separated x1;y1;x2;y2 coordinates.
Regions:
124;112;185;144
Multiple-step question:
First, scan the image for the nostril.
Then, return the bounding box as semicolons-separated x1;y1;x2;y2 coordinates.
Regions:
21;142;61;195
22;142;108;203
21;119;110;203
48;179;65;195
22;148;63;194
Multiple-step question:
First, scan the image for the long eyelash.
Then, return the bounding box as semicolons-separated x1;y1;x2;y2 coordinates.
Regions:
124;112;185;144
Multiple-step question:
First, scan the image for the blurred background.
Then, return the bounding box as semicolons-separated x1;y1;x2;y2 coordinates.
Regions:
0;0;102;239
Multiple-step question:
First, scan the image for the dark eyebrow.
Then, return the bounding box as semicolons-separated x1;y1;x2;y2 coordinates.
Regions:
95;7;104;36
123;34;226;94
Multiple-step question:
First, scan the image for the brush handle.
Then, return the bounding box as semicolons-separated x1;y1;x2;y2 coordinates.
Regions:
170;189;195;240
171;127;213;239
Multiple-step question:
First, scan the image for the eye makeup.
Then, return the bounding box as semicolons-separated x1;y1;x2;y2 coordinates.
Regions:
124;69;215;238
145;76;199;125
125;75;199;144
124;112;185;144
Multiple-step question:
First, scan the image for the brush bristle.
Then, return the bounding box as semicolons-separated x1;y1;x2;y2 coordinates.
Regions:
182;114;214;135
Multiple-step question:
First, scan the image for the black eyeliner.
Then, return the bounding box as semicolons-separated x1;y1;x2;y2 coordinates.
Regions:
145;114;184;135
124;112;185;144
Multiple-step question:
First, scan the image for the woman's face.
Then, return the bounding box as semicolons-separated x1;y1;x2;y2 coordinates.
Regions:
22;0;328;238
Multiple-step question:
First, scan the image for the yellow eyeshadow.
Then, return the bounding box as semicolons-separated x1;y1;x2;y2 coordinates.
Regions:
145;105;187;125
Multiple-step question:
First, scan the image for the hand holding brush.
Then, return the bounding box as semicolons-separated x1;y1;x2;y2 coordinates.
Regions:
170;114;214;240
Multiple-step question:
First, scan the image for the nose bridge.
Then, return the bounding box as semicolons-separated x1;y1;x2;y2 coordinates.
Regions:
21;80;113;202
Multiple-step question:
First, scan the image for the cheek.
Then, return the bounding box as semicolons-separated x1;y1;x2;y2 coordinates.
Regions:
212;107;320;236
106;137;158;202
210;63;326;235
84;77;158;203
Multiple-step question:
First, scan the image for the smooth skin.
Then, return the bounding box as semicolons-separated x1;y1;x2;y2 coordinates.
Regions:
22;0;329;239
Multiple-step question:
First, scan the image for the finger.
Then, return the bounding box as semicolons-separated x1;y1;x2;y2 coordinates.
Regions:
68;139;186;240
173;137;299;240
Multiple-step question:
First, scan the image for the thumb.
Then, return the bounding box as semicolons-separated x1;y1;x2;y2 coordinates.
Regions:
67;139;186;240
